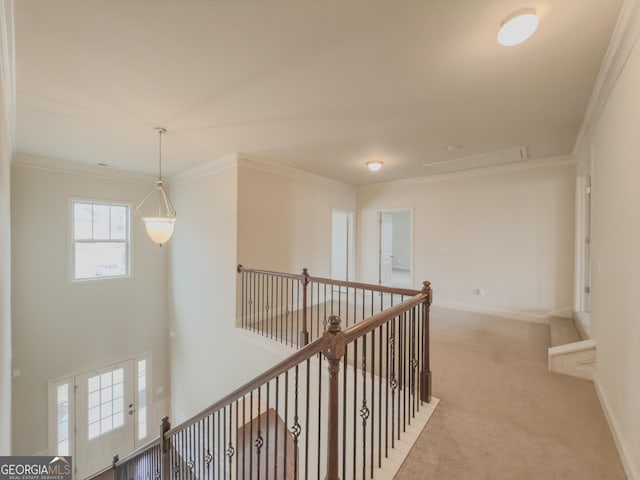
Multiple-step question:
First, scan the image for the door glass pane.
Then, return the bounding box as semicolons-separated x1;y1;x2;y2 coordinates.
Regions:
137;360;147;440
56;384;70;456
87;367;126;440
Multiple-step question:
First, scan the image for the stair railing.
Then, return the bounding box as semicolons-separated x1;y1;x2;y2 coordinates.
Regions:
237;265;421;347
115;268;432;480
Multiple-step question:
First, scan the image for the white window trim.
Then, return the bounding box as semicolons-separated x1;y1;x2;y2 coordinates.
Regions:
47;376;75;457
68;197;133;283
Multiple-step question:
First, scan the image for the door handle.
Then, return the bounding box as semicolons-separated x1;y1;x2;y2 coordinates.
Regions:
128;403;135;416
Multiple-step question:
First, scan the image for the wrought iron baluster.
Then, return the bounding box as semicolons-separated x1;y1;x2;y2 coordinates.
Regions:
284;371;289;480
256;387;263;480
292;365;301;479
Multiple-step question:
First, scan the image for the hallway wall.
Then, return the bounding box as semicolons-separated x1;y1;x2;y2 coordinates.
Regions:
11;158;171;455
357;158;576;322
589;21;640;478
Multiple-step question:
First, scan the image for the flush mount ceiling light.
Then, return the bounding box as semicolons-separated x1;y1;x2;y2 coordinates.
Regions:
367;161;383;172
134;127;177;246
497;7;539;46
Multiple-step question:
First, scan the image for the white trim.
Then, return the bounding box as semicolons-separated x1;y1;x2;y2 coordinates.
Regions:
12;153;156;185
594;375;639;480
574;0;640;155
358;156;576;192
0;0;16;149
167;153;239;185
237;153;356;192
68;198;133;283
432;300;550;325
547;307;574;319
376;208;414;288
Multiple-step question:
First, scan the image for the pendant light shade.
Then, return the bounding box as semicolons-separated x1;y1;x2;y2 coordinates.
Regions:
135;128;177;246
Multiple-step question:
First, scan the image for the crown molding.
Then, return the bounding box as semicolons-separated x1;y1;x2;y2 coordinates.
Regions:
358;155;576;192
167;153;239;186
0;0;16;150
574;0;640;155
237;153;356;192
12;153;156;184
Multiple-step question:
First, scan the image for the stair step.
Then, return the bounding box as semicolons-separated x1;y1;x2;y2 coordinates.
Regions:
549;316;581;347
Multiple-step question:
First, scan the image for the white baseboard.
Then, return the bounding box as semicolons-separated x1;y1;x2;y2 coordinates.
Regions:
547;307;574;319
432;300;550;324
593;375;638;480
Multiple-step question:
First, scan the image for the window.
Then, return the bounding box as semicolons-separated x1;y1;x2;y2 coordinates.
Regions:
87;368;125;440
137;359;148;440
56;384;70;455
72;200;130;280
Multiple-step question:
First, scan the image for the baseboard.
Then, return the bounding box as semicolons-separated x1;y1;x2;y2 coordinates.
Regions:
547;307;574;319
593;375;638;480
432;300;549;324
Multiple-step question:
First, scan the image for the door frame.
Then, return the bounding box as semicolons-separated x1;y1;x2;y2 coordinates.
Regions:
47;353;153;474
377;208;414;288
331;209;355;282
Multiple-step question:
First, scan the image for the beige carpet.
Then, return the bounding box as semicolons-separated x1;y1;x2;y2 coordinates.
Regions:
395;306;626;480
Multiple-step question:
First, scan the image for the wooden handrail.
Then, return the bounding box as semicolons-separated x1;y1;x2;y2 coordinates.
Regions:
119;267;433;480
165;337;325;437
237;264;305;281
114;438;159;467
237;263;419;297
308;274;420;298
343;291;428;344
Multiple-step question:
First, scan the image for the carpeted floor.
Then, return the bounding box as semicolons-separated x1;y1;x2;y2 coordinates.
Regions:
395;306;626;479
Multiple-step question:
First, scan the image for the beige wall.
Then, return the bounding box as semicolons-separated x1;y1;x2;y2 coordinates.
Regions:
237;159;356;277
169;160;356;422
168;165;246;420
0;71;11;457
11;161;171;455
0;0;14;455
357;160;576;320
590;27;640;478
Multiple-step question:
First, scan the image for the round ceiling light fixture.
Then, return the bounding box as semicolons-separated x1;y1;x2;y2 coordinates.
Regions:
497;7;539;47
367;161;383;172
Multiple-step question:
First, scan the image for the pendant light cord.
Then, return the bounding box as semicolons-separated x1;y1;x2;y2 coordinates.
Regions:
158;129;163;181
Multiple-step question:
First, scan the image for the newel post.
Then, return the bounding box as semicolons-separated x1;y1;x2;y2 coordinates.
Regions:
420;281;433;403
323;315;345;480
299;268;310;346
160;416;171;479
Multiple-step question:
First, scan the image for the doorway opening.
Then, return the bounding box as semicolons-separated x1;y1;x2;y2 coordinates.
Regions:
331;210;354;282
378;209;413;288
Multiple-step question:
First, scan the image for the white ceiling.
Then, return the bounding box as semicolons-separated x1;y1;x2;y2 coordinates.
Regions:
14;0;623;185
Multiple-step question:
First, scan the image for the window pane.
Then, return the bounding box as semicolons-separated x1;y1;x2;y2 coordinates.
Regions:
88;422;100;440
101;401;113;418
89;406;100;424
75;242;127;279
110;206;127;240
58;439;69;457
92;205;110;240
74;203;93;240
88;375;100;393
113;368;124;384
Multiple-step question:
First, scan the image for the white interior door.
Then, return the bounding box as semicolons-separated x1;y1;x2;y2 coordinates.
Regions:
379;212;393;285
75;360;135;479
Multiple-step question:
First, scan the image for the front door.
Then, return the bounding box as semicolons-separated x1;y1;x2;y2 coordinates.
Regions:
75;360;136;479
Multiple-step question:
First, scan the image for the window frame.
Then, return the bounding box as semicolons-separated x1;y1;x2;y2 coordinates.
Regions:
69;198;133;282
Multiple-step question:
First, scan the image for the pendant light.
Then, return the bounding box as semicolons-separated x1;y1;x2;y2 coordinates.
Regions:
134;127;177;246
